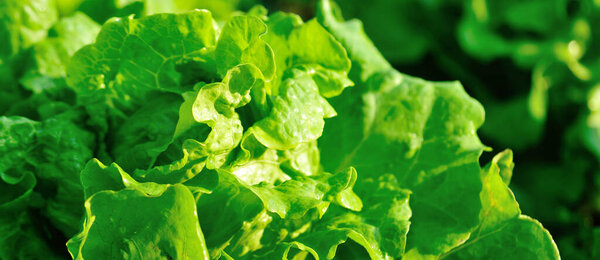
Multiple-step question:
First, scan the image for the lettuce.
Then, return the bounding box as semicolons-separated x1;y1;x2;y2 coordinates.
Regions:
0;0;560;259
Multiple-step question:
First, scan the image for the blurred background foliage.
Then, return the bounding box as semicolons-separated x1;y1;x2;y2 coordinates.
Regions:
3;0;600;258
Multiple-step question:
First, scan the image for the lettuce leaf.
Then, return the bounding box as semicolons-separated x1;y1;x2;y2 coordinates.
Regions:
316;0;559;258
68;160;209;259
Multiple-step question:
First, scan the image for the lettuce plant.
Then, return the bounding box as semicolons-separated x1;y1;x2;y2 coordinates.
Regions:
0;0;560;259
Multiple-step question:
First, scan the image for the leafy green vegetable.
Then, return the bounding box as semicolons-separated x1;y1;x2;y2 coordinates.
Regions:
68;159;209;259
442;150;559;259
0;0;563;259
287;0;600;257
0;0;59;113
0;111;95;259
